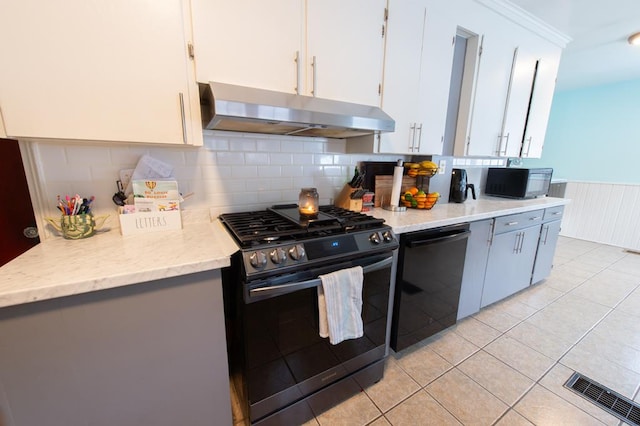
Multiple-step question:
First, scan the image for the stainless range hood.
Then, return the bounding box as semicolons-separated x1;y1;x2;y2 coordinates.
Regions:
198;82;395;139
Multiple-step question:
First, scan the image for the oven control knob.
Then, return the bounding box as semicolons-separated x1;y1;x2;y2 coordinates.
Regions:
382;231;394;243
249;251;267;269
270;248;287;264
369;232;381;244
288;244;306;261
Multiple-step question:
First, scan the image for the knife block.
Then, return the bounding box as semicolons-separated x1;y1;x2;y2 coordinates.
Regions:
334;184;363;212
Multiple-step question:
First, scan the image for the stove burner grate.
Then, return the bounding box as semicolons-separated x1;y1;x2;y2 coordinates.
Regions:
220;205;386;247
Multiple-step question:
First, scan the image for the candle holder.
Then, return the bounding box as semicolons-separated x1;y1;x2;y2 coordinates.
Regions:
298;188;319;218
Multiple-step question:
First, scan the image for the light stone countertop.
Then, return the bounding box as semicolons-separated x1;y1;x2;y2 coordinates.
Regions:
0;196;568;309
370;196;569;234
0;220;239;309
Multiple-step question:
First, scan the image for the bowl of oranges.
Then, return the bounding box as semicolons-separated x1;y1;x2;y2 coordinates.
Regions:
400;187;440;210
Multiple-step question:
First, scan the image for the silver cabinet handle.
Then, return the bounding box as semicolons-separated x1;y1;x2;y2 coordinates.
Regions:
542;224;550;245
295;50;301;95
497;133;510;156
529;216;542;221
513;232;521;253
503;133;510;156
409;123;416;151
415;123;423;151
179;92;187;144
487;220;495;246
311;55;317;97
523;136;533;157
552;211;562;216
518;231;525;253
506;221;519;226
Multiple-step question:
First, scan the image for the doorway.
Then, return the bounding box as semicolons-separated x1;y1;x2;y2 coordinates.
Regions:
0;139;40;266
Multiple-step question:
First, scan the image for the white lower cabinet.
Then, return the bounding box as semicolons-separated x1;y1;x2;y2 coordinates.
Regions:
458;219;493;320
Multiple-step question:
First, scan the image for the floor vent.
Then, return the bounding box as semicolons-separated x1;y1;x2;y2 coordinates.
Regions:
565;372;640;426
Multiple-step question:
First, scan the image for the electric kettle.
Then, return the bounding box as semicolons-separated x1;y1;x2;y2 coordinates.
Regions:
449;168;476;203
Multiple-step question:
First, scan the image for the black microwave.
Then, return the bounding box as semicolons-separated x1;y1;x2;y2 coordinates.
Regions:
485;168;553;199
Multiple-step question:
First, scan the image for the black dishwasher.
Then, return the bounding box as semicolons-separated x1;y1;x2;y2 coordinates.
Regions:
390;223;470;352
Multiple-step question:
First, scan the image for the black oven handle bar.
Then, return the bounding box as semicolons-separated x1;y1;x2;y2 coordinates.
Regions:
247;255;394;300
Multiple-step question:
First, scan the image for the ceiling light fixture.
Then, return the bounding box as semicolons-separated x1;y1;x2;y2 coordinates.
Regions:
629;32;640;46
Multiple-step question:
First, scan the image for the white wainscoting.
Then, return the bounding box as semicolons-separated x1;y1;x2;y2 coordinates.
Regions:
561;181;640;251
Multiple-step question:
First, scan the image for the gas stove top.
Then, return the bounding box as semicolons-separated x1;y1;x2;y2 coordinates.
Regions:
220;205;397;279
220;205;386;248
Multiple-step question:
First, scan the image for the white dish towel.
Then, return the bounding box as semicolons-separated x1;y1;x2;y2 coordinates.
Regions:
317;266;364;345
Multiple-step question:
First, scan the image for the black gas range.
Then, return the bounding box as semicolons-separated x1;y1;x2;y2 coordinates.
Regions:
220;205;398;282
219;205;398;425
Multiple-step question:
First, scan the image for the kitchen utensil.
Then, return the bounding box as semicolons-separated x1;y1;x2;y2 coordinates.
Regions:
112;180;127;206
449;169;476;203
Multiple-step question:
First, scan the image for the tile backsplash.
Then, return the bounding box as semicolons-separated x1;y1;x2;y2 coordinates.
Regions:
27;131;404;238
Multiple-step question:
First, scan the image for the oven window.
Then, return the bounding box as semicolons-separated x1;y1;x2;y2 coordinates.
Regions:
242;265;391;407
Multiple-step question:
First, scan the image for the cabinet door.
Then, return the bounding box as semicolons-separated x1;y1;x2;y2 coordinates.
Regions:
377;0;425;154
500;46;537;157
0;0;200;145
191;0;303;94
481;224;540;308
458;219;493;320
531;219;561;284
415;4;457;155
306;0;385;106
521;47;561;158
465;28;516;157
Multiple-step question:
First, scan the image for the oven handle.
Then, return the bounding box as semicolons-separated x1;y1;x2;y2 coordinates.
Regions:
248;255;394;299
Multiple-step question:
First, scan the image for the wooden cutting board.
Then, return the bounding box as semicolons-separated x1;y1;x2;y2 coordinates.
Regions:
374;176;417;207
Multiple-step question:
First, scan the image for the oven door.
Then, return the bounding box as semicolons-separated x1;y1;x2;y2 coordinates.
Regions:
240;251;396;422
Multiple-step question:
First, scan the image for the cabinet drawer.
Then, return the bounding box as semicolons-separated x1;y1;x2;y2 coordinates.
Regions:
494;210;544;234
544;205;564;221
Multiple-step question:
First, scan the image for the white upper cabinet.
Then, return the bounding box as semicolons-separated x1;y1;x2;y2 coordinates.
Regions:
499;45;538;157
306;0;386;106
0;111;6;139
374;0;455;155
451;1;566;158
417;3;458;154
456;17;520;157
377;0;426;154
191;0;304;94
193;0;385;106
0;0;202;145
521;39;561;158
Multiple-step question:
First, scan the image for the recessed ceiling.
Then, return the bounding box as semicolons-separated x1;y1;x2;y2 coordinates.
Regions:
508;0;640;90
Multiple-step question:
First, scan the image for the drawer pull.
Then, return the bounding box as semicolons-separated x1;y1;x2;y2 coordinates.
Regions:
506;221;518;226
552;211;562;215
530;216;542;221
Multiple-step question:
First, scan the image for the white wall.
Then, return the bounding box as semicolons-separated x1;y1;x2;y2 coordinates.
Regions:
561;181;640;251
26;131;403;239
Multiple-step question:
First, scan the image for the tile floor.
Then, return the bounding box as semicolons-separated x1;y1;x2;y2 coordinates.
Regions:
234;236;640;425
